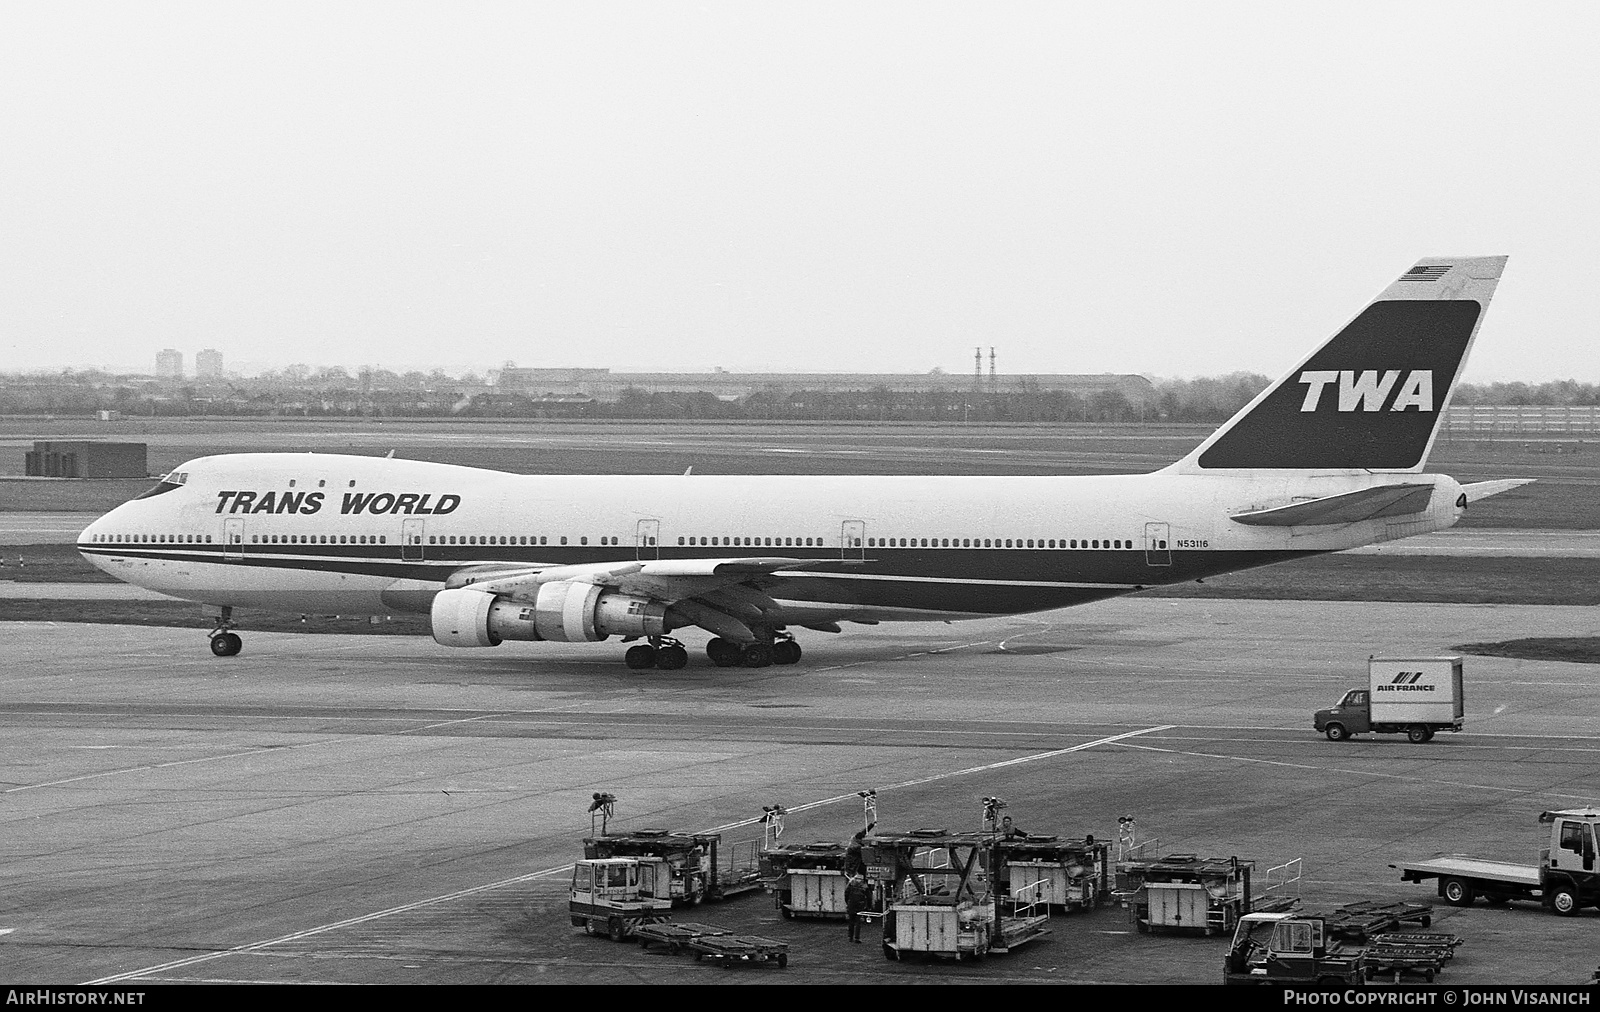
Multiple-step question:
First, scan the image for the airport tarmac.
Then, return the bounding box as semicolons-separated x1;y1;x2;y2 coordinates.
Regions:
4;598;1600;985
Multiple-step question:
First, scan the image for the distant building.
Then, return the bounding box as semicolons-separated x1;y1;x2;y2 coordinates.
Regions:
487;366;1155;404
196;348;223;379
25;441;148;478
155;349;183;379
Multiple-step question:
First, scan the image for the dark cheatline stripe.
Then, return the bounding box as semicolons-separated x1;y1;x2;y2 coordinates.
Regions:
76;543;1326;614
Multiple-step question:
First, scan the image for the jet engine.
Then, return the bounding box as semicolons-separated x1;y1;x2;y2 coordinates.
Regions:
430;583;667;648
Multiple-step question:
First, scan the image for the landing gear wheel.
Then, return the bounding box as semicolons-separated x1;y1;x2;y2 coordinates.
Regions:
1324;723;1348;742
210;632;242;657
656;644;689;670
624;644;658;670
1552;886;1580;916
742;642;773;668
1442;877;1475;906
772;639;802;665
777;953;787;968
1407;725;1434;744
707;638;742;668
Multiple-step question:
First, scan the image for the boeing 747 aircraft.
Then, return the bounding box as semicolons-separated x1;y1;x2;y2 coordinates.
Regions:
78;256;1526;669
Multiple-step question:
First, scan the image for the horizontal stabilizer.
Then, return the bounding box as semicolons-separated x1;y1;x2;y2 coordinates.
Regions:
1231;483;1436;527
1461;478;1535;503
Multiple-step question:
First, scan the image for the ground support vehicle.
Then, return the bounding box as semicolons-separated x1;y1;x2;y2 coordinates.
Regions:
687;933;790;969
1121;854;1301;935
1315;655;1464;743
569;857;673;941
584;828;762;905
866;829;1050;961
760;841;854;919
998;834;1110;913
1223;912;1461;985
1392;808;1600;915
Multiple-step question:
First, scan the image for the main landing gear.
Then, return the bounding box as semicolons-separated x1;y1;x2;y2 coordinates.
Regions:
705;633;802;669
623;637;690;671
208;607;242;657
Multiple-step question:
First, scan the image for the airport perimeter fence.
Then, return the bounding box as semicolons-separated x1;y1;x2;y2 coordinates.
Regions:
1441;405;1600;438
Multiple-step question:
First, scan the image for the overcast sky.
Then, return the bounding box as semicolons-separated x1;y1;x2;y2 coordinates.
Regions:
2;2;1595;382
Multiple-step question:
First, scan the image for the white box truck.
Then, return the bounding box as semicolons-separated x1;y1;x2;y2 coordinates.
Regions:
1313;656;1464;744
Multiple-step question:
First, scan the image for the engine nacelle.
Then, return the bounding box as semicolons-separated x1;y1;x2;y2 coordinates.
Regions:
430;583;667;648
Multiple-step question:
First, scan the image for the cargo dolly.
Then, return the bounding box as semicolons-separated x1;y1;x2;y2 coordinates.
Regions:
1321;901;1433;940
687;932;790;969
1224;911;1461;986
1359;932;1463;984
634;921;730;954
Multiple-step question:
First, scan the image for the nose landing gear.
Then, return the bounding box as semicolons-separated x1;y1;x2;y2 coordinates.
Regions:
208;607;242;657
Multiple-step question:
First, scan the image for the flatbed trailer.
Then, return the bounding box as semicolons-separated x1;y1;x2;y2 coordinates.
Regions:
1321;901;1433;939
1361;933;1464;985
634;921;730;954
688;933;790;969
1392;856;1544;906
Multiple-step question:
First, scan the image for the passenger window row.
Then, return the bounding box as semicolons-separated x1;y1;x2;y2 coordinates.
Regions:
425;535;623;546
867;537;1138;549
255;534;387;544
678;536;823;547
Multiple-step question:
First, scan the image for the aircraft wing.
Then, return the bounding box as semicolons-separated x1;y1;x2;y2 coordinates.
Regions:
459;556;827;602
1230;483;1437;527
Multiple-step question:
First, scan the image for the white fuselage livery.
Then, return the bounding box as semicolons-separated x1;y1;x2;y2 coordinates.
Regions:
78;452;1465;623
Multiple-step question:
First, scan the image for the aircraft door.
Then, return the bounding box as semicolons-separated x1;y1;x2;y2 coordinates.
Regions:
841;520;865;561
1144;522;1171;566
636;519;660;561
401;518;426;561
223;518;244;562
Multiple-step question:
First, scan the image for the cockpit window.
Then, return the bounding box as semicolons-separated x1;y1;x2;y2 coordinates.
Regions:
132;471;189;501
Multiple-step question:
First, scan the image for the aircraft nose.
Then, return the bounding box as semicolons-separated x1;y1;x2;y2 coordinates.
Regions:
78;509;113;547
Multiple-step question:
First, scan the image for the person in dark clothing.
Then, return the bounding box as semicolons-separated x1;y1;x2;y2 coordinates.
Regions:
844;874;871;942
843;823;874;877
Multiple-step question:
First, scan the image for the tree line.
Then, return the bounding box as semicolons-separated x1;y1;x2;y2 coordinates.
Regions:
2;369;1596;422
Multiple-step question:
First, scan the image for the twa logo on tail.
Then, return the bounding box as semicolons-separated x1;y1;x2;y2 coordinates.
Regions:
1175;256;1507;472
1297;370;1435;412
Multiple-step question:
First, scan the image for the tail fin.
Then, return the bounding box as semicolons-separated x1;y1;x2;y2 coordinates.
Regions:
1170;256;1507;473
